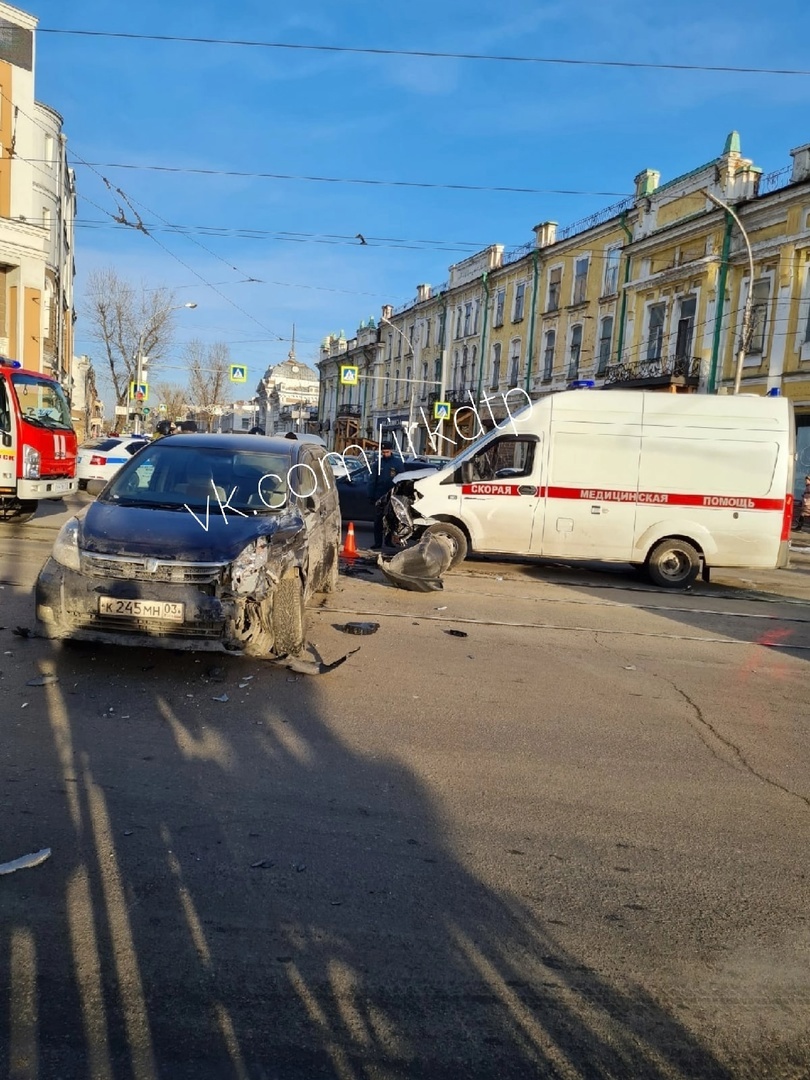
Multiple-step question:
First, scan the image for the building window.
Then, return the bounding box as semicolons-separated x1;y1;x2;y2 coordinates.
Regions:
747;279;770;354
394;369;400;402
675;296;696;359
646;303;666;361
464;302;473;336
408;325;415;352
568;325;582;379
603;245;621;296
573;257;590;304
396;333;402;358
437;311;446;347
434;357;442;389
490;342;502;388
386;334;393;361
470;345;477;389
383;377;389;405
455;308;462;338
494;289;505;327
543;330;555;380
425;319;431;347
473;302;480;334
547;267;562;312
509;340;521;386
597;316;613;375
513;282;526;322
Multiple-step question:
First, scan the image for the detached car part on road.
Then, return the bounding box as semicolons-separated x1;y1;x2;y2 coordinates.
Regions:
35;433;342;657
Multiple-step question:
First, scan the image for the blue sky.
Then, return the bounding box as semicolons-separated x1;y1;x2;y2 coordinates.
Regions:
31;0;810;400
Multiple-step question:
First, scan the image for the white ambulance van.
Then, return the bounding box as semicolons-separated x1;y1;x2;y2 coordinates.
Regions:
396;389;795;588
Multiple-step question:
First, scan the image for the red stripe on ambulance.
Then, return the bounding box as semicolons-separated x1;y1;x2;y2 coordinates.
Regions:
543;486;784;511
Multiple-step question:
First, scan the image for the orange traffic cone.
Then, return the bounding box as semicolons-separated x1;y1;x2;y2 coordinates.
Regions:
342;521;358;560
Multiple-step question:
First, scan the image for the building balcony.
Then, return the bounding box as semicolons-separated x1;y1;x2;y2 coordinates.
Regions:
337;403;361;418
603;354;702;390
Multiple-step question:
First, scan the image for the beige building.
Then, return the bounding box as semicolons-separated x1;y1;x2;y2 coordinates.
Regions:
317;131;810;476
0;2;76;387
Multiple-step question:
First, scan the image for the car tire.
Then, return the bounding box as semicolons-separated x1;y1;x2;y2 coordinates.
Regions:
646;538;701;588
324;545;340;593
423;521;468;568
0;499;37;524
78;479;88;491
273;569;306;656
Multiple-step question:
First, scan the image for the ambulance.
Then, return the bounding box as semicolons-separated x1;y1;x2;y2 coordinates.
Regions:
0;357;78;523
394;389;795;588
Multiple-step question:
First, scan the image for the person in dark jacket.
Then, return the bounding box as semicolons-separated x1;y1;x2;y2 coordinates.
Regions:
367;444;405;549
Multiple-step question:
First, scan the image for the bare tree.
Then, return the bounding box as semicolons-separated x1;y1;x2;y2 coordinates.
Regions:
154;382;189;424
83;268;181;407
185;340;233;431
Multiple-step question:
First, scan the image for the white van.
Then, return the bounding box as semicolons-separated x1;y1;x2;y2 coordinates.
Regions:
394;389;795;587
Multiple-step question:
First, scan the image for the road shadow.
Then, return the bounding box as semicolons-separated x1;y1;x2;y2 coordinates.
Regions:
0;627;798;1078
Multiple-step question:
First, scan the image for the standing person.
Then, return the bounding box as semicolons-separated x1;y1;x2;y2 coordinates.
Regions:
367;443;404;550
800;475;810;531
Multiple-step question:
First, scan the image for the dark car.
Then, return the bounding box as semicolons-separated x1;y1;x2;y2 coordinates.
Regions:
35;434;342;658
334;456;444;523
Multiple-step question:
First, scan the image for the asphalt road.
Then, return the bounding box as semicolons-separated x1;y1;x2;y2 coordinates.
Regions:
1;495;809;1079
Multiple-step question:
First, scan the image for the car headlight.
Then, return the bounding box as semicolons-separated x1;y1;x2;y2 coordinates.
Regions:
52;518;81;571
231;537;271;595
23;444;41;480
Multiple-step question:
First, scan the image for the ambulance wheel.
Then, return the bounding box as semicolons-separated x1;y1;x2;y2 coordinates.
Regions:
646;538;701;588
423;522;468;568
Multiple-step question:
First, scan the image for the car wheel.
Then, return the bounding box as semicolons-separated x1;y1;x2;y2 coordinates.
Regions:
273;569;306;656
423;521;468;568
78;479;88;491
0;499;37;524
323;545;340;593
646;538;700;588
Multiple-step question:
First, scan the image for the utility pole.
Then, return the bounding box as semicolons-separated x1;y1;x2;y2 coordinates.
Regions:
704;191;754;395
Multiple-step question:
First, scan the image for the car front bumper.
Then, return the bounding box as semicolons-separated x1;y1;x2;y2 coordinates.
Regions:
35;557;259;654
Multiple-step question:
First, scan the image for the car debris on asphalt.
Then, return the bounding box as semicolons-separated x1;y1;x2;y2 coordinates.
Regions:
378;533;455;592
0;847;52;876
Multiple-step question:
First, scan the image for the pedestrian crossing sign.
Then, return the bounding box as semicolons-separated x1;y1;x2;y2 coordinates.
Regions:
230;365;248;383
130;382;148;401
433;401;451;419
340;365;359;386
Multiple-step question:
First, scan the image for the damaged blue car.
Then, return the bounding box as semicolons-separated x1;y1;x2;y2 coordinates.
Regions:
35;433;342;657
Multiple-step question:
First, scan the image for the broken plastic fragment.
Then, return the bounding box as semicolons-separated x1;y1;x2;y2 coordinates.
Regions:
337;622;379;636
443;629;468;638
26;673;59;686
0;847;51;876
211;693;229;703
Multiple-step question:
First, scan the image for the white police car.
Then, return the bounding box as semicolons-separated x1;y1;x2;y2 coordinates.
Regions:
76;436;150;490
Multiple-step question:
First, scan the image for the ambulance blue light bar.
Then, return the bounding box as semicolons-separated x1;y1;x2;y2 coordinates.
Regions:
0;357;22;369
570;379;595;389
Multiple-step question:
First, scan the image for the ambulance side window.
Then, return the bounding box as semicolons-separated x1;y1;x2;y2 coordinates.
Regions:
467;436;536;481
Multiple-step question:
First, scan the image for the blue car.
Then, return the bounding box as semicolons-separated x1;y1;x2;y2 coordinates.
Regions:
35;433;341;657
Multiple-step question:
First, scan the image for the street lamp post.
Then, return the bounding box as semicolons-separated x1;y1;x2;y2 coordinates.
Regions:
133;301;197;435
704;192;754;395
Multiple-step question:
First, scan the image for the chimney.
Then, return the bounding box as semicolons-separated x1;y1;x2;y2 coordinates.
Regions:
533;221;558;248
381;304;393;321
416;283;432;303
790;143;810;183
634;169;660;198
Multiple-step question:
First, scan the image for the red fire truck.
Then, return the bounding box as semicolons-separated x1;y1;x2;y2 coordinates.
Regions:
0;357;78;523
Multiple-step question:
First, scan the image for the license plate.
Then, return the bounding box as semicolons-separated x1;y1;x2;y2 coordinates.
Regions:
51;480;71;493
99;597;185;622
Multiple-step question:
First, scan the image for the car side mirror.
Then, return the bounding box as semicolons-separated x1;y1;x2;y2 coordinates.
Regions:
1;431;11;447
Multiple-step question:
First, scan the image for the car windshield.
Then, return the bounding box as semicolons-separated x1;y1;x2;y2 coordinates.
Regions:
11;373;73;429
101;444;294;512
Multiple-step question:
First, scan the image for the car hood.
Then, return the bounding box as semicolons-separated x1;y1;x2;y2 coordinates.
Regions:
78;500;304;562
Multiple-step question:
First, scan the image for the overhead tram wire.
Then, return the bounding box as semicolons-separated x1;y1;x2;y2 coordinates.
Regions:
39;28;810;78
67;158;632;198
